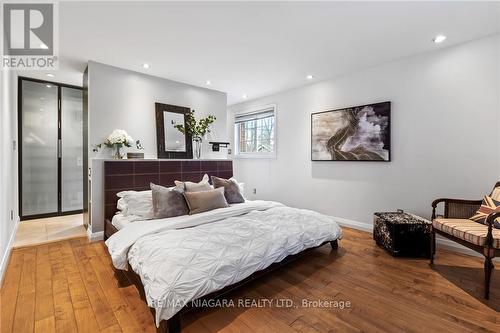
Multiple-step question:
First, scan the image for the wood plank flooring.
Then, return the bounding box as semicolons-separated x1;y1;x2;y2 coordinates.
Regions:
1;227;499;333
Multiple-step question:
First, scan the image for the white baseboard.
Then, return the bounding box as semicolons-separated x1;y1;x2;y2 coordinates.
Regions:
335;216;373;232
0;217;20;286
334;215;495;260
87;228;104;242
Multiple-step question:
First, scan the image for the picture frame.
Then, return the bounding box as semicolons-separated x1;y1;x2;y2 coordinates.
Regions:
155;102;193;159
311;101;391;161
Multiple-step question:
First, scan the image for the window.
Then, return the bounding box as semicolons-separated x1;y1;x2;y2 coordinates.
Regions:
234;106;276;158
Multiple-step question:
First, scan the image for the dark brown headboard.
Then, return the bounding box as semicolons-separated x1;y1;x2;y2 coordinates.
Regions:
104;160;233;220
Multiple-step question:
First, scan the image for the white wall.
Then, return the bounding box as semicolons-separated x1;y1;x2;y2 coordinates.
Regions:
87;61;228;159
228;35;500;226
87;61;229;234
0;69;19;283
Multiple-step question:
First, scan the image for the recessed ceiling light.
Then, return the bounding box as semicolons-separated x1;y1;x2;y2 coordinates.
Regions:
306;74;315;80
142;63;150;69
206;80;211;85
242;94;248;99
432;35;447;44
46;73;54;78
46;84;52;88
40;43;48;49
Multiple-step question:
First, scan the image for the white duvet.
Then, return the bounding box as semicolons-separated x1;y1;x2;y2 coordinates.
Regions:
105;200;342;325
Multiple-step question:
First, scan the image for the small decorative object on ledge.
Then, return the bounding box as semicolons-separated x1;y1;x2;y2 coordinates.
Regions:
373;211;431;258
127;152;145;159
93;129;144;159
174;110;216;159
209;142;230;152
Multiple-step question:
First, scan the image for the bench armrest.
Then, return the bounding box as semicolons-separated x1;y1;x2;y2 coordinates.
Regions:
485;212;500;247
485;212;500;226
431;198;482;208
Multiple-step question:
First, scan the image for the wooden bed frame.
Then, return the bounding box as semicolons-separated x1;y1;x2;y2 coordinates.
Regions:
103;160;340;332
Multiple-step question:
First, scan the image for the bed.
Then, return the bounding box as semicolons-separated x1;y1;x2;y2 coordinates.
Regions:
103;160;342;333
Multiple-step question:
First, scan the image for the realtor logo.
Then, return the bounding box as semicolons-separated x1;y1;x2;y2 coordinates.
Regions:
2;2;58;69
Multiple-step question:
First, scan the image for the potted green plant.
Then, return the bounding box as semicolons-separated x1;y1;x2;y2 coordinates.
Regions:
174;110;216;159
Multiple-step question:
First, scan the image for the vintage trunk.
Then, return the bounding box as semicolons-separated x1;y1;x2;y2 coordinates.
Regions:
373;212;432;258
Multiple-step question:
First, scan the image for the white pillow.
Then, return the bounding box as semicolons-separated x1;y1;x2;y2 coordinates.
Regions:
116;190;153;219
116;197;128;214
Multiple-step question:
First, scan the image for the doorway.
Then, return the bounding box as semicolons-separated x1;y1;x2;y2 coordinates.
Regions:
18;77;84;221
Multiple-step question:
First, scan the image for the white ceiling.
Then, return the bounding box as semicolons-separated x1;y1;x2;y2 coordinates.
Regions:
22;1;499;105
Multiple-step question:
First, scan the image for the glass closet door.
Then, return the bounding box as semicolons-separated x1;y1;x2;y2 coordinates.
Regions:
21;81;59;216
20;79;84;219
61;87;83;211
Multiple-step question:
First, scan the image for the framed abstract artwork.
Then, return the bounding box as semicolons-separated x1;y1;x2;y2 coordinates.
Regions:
311;101;391;161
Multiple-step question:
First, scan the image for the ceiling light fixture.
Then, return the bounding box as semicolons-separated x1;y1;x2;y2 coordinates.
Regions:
432;34;447;44
206;80;211;85
306;74;314;80
46;84;52;88
46;73;54;78
242;94;248;99
142;63;150;69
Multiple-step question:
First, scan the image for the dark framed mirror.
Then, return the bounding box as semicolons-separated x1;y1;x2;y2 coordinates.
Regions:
155;103;193;159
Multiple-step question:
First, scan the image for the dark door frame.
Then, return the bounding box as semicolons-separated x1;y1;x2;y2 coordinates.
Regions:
18;76;84;221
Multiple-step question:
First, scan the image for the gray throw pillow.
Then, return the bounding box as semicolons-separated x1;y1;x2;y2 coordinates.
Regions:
174;174;212;192
183;187;229;215
211;176;245;204
150;183;189;219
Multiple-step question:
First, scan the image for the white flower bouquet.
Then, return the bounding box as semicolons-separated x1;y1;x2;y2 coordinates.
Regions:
105;129;134;146
93;129;143;159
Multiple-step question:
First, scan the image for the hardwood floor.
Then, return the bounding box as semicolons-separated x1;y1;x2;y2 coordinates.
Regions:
1;227;498;333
